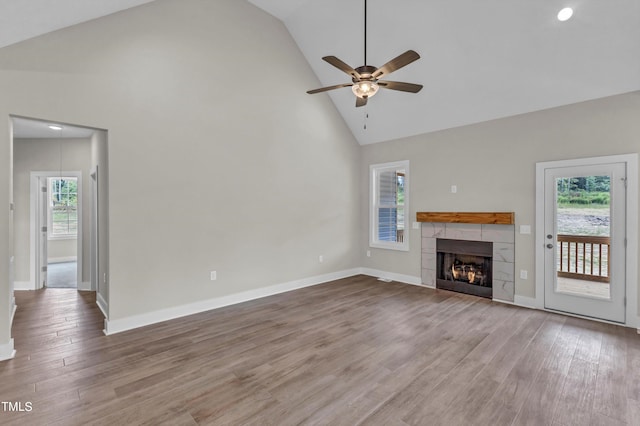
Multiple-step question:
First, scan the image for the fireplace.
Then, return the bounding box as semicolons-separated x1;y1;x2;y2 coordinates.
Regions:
436;239;493;298
420;218;515;302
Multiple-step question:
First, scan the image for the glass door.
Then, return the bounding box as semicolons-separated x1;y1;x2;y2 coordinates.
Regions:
544;163;626;323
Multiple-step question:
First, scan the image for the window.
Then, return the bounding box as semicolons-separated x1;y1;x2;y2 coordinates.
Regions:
370;161;409;251
48;177;78;239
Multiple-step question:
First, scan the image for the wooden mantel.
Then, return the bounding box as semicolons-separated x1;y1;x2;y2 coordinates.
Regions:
416;212;515;225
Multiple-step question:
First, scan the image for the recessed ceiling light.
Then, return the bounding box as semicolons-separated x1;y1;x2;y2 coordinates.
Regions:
557;7;574;21
48;125;63;130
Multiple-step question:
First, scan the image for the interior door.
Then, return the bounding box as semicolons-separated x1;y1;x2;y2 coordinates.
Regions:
544;162;626;323
38;178;48;289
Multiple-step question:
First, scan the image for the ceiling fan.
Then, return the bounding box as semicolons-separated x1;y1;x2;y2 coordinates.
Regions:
307;0;423;107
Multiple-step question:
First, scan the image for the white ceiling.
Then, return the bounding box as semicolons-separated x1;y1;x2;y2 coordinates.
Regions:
251;0;640;144
0;0;156;49
2;0;639;145
12;117;96;139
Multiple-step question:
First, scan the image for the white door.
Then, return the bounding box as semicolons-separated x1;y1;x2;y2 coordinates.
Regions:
37;178;48;289
543;162;626;323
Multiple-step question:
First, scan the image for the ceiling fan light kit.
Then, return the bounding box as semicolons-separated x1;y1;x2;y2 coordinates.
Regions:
352;81;379;99
307;0;423;107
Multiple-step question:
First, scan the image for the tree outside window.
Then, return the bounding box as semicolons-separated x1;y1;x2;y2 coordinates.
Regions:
49;177;78;238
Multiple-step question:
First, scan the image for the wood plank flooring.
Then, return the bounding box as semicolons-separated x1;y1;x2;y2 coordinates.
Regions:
1;275;639;425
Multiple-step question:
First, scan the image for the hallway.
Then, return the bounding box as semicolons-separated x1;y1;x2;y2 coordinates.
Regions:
9;289;103;355
46;262;78;289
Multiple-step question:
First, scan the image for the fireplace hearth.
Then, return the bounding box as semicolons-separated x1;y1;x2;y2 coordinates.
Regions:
436;239;493;298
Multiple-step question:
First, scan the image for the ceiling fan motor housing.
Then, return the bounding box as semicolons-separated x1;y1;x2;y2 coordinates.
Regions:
353;65;378;82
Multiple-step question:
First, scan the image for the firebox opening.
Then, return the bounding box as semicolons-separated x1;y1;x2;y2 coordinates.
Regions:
436;239;493;299
444;253;490;286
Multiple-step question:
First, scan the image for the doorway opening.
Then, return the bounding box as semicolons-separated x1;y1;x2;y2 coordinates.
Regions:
11;115;110;324
32;173;82;289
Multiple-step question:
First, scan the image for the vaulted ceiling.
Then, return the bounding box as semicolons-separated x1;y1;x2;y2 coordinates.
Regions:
0;0;156;50
2;0;639;144
250;0;640;144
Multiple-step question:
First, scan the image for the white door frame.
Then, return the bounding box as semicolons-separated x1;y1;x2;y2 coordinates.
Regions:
535;154;638;327
90;166;98;293
37;176;48;289
30;171;83;290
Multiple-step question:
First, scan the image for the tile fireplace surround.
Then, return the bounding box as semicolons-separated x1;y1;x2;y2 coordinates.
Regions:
421;221;515;302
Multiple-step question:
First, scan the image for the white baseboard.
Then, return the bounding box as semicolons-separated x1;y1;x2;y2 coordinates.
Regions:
96;293;108;319
48;257;77;264
104;268;361;335
14;281;90;291
14;281;34;291
0;338;16;362
359;268;423;286
513;294;541;309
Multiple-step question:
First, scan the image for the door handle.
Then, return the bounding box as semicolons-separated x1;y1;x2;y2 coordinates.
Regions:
546;234;553;239
546;244;553;249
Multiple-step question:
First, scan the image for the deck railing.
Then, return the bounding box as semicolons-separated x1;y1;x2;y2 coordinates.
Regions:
557;234;610;283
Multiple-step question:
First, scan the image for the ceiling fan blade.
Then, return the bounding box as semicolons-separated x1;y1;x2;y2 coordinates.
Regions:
356;96;368;108
322;56;361;79
372;50;420;79
377;81;423;93
307;83;353;95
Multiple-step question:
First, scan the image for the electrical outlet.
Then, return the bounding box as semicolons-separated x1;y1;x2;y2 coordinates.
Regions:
451;185;457;193
210;271;217;281
412;222;420;230
103;273;107;284
319;255;324;263
520;270;528;280
520;225;531;235
366;250;371;257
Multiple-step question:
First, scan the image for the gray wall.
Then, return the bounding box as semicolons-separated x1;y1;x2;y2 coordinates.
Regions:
360;91;640;308
1;118;12;347
48;239;77;262
0;0;360;346
13;138;92;284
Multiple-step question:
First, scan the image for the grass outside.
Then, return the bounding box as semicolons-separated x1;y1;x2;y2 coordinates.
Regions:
557;205;609;237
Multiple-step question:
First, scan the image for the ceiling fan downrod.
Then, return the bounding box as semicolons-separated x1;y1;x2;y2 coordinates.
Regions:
364;0;367;66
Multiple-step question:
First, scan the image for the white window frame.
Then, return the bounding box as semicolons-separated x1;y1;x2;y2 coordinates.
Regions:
369;160;410;251
48;176;79;240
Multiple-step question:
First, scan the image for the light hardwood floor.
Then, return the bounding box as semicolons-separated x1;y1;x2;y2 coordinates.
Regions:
1;275;639;425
